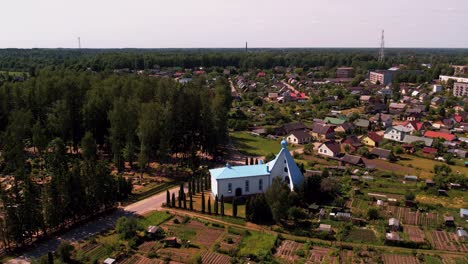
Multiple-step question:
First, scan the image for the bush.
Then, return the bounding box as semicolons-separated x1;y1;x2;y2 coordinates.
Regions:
116;217;139;240
182;216;191;224
173;218;180;224
56;240;74;262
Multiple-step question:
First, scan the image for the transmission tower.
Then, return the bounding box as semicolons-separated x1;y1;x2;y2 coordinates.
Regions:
378;30;385;62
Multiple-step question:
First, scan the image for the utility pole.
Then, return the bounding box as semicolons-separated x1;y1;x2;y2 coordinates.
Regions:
378;30;385;62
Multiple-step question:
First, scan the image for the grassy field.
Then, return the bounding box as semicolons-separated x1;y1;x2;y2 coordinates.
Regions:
238;231;277;259
230;131;297;157
424;255;443;264
139;211;173;227
397;154;468;179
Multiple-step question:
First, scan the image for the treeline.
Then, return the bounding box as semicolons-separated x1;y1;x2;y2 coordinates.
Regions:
0;70;231;249
1;48;468;72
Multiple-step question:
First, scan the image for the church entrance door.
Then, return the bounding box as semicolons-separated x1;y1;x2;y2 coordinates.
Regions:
235;188;242;196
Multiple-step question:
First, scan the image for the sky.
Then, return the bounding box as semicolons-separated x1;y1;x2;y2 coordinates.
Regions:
1;0;467;49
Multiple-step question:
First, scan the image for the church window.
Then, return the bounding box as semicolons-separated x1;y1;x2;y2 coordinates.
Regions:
284;167;288;172
259;179;263;190
228;183;232;193
245;180;249;192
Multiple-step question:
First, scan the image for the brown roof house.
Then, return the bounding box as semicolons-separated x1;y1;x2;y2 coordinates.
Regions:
311;123;335;141
318;141;341;158
286;130;312;145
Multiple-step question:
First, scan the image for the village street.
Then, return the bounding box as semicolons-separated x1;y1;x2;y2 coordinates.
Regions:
8;186;183;264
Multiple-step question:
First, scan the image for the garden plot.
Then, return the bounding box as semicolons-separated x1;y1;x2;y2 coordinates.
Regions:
403;226;425;243
384;206;439;227
427;231;462;252
383;254;420;264
306;247;337;263
274;240;304;263
201;250;232;264
218;233;241;253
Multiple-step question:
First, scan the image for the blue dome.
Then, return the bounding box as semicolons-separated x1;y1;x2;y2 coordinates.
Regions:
281;139;288;148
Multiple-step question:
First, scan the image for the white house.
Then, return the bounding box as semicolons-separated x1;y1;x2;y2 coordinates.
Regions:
384;125;411;142
286;130;311;145
317;141;341;157
209;140;304;198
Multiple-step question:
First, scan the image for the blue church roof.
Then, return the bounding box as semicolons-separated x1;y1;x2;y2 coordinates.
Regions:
210;139;304;189
210;164;269;180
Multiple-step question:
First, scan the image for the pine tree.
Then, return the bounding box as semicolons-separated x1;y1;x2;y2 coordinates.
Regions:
245;157;248;165
189;192;193;210
166;190;170;207
221;195;225;216
208;197;211;215
200;176;204;191
205;174;209;190
214;195;219;215
183;192;187;209
171;193;176;208
232;197;238;217
255;158;258;165
201;191;206;213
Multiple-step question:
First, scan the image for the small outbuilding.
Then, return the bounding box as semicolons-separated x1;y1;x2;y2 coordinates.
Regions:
389;218;400;231
319;224;332;233
103;258;116;264
444;216;455;226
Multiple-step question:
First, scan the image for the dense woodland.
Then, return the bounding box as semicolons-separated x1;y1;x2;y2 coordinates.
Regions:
1;48;468;74
0;69;231;249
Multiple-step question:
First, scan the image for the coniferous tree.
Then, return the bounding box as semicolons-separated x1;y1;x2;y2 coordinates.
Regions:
189;192;193;210
221;195;225;216
245;157;248;165
166;190;171;207
214;195;219;215
232;197;238;217
208;197;211;214
183;192;187;209
171;193;176;208
201;191;206;213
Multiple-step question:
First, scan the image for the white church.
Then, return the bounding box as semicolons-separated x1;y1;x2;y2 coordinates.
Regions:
210;139;304;198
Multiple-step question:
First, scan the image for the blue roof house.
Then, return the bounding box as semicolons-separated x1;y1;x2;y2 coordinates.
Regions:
210;140;304;198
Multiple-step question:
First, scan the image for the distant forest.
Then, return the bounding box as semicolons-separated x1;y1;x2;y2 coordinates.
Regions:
1;48;468;72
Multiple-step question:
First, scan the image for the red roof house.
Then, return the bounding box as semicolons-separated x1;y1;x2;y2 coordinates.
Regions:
424;131;456;141
422;147;438;154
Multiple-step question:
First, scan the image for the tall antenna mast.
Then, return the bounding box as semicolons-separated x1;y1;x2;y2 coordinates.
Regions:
245;41;248;53
378;30;385;62
78;37;81;49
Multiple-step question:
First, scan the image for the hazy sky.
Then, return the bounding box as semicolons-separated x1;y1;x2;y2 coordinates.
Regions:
1;0;467;48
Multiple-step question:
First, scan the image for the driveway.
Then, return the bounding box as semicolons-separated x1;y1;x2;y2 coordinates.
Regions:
8;186;182;264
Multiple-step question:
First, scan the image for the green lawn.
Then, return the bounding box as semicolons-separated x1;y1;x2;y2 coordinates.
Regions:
424;255;443;264
139;211;173;227
238;231;277;260
230;131;297;157
344;229;379;244
397;154;468;178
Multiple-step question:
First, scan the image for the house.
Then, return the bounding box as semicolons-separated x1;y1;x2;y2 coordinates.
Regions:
403;121;429;134
318;224;332;233
431;96;445;106
318;141;341;157
324;116;346;125
277;122;308;136
340;154;364;166
389;103;407;114
360;95;372;104
335;122;355;134
370;148;391;160
336;67;354;78
370;113;393;128
402;135;433;147
384;125;411;142
209;140;304;198
389;218;400;231
103;258;116;264
163;237;179;247
286;130;312;145
457;229;467;241
341;136;363;153
425;179;435;187
268;93;279;100
422;147;438;155
311;123;335;141
361;132;383;147
460;209;468;219
444;216;455;226
404;175;418;181
354;119;370;130
386;232;400;241
424;131;456;141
